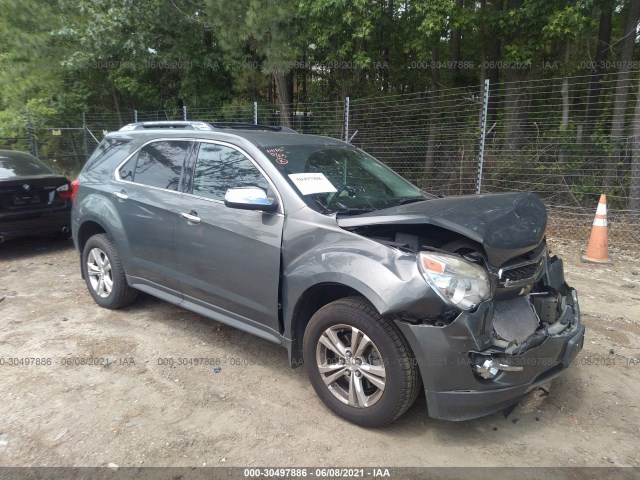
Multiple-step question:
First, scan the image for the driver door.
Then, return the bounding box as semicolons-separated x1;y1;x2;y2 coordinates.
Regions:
176;141;284;335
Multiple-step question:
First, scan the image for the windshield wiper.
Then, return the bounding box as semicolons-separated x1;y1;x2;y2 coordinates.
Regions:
397;197;427;206
335;208;375;216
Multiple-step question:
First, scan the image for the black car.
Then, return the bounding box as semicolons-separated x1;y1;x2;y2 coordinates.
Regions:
0;150;74;243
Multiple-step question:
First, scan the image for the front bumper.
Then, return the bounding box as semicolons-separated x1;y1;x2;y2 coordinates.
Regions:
395;283;584;421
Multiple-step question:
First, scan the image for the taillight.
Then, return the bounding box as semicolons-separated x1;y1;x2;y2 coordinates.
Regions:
70;178;79;202
57;178;79;201
56;183;71;199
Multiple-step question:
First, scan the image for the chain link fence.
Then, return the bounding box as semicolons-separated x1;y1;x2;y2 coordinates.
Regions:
341;76;640;252
0;137;29;152
11;71;640;251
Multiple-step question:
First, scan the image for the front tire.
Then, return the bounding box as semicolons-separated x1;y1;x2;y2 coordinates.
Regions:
303;297;420;427
82;234;137;309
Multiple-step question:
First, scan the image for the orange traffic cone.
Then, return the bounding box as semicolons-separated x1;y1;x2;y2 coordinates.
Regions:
581;194;611;264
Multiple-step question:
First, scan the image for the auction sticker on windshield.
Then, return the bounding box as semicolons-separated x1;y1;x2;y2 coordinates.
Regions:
288;173;337;195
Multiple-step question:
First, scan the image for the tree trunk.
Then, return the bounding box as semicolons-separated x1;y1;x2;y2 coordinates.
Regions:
450;0;464;88
486;0;502;128
605;0;640;189
630;80;640;213
582;1;613;140
111;86;123;126
381;0;394;93
479;0;487;92
559;40;571;165
425;46;440;174
503;0;528;151
561;39;571;130
504;68;529;151
274;71;293;128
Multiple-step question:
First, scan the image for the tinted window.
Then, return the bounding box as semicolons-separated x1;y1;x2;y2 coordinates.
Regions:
122;141;189;190
119;155;137;181
0;151;54;178
192;143;268;201
84;138;133;174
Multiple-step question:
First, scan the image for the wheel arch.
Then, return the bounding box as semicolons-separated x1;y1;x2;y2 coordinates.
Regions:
76;220;109;279
300;294;422;426
80;229;138;309
77;220;108;255
287;282;384;367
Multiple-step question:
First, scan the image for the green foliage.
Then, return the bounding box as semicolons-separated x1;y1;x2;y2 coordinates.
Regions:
0;0;615;114
209;0;302;74
0;0;638;209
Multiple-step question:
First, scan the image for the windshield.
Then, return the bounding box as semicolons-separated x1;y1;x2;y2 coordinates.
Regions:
0;151;54;178
261;144;426;214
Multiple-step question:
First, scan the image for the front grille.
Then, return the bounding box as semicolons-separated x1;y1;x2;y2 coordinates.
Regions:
499;258;544;287
501;261;540;282
493;296;540;343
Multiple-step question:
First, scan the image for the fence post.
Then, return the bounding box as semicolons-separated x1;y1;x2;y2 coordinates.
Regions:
253;101;258;125
183;105;187;121
344;96;350;142
82;112;89;159
134;109;138;123
476;79;490;194
25;108;38;158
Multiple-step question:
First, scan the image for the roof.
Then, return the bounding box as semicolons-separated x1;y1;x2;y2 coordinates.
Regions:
110;121;346;149
0;149;37;160
118;120;297;134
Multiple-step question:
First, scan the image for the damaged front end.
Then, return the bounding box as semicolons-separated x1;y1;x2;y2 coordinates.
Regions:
338;192;584;421
395;242;584;421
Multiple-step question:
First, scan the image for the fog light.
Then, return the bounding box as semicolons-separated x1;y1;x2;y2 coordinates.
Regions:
474;358;500;379
473;357;524;379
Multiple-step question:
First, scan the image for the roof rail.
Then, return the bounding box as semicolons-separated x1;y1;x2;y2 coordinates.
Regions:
118;120;298;134
119;121;214;131
209;122;297;133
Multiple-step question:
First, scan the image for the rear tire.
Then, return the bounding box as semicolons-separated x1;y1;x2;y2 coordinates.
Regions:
82;233;137;309
303;296;420;427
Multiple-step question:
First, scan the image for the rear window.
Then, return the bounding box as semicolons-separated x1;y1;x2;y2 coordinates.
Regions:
0;151;54;178
118;140;190;191
83;137;134;173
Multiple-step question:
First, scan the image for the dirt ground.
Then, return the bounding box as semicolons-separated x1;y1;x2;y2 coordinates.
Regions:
0;235;639;468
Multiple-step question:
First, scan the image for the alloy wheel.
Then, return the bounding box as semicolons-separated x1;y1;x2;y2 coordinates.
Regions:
86;247;113;298
315;324;386;408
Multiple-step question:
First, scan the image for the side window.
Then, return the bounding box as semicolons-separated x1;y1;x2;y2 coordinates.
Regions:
84;138;133;175
119;155;136;181
192;143;269;201
119;140;190;191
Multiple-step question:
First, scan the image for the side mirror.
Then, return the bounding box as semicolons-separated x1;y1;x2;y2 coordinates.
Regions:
224;187;278;212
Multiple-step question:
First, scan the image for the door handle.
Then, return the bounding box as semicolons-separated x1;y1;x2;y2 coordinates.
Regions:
179;211;201;224
113;191;128;201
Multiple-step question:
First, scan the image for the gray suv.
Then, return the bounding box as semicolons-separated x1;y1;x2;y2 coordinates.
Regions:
72;121;584;427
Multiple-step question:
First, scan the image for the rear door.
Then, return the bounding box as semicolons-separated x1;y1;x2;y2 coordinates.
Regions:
176;141;284;334
113;139;192;294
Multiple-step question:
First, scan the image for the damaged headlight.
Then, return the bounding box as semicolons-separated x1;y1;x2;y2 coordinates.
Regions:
418;252;490;310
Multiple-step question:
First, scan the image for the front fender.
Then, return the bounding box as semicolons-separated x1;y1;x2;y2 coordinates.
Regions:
281;210;447;340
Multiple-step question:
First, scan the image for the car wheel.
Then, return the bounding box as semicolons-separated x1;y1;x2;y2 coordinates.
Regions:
82;233;137;309
303;296;420;427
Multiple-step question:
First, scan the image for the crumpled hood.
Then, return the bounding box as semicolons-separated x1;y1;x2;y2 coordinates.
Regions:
337;192;547;266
